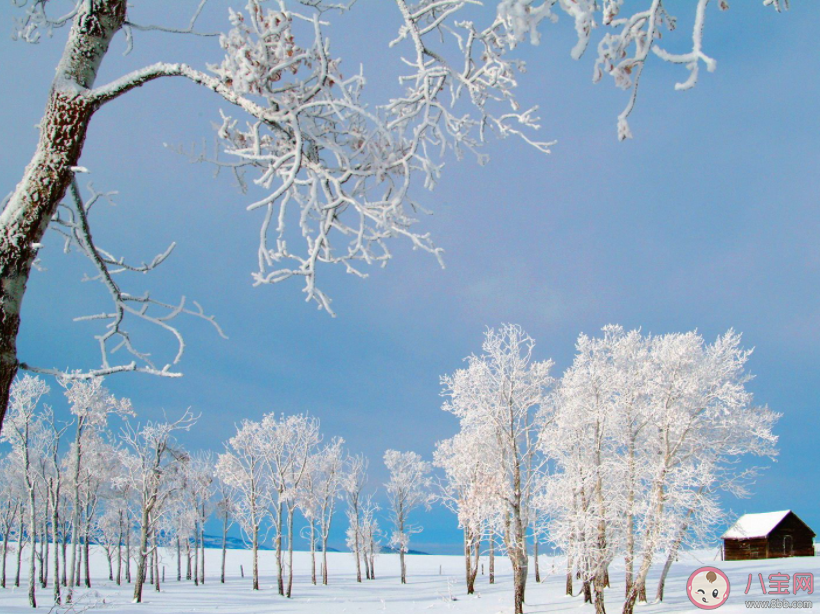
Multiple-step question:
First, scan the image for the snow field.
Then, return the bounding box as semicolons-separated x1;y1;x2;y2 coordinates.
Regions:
1;545;818;613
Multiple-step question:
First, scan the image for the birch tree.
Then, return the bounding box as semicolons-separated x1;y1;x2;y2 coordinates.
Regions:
0;0;789;434
216;418;268;591
441;324;553;614
1;375;49;608
343;453;368;583
118;410;196;603
384;449;433;584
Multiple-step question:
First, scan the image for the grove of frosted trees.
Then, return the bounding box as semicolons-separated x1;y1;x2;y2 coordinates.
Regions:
0;322;778;614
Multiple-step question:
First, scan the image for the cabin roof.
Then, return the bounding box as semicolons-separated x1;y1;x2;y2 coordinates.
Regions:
721;510;793;540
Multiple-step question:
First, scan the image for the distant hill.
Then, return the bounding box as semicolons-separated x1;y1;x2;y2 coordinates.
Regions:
202;535;340;553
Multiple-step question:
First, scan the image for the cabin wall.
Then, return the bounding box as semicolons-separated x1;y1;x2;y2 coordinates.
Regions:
724;538;769;561
768;514;816;558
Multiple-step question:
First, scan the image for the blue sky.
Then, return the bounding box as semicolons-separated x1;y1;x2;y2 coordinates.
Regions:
1;1;819;554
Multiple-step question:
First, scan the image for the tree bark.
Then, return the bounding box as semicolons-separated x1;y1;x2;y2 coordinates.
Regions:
220;515;227;584
15;506;24;588
489;534;495;585
286;503;295;598
0;0;128;435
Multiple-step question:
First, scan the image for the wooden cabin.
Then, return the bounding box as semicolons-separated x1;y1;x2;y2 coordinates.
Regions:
721;510;815;561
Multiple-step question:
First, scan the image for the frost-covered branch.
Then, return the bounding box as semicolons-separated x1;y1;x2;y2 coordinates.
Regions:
25;177;226;381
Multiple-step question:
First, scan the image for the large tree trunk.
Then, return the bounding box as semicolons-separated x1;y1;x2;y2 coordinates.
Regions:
0;0;128;434
132;504;150;603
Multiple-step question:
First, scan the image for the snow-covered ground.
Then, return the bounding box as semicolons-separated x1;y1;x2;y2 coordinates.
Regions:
0;545;817;613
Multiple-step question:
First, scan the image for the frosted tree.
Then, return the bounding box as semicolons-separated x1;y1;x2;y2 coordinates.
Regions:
118;410;196;603
342;453;368;583
543;327;635;614
213;472;235;584
434;426;501;595
259;412;320;597
1;375;49;608
298;436;345;585
60;377;131;603
441;324;553;614
0;0;789;435
360;494;381;581
384;449;433;584
622;330;778;614
0;455;23;590
216;418;269;590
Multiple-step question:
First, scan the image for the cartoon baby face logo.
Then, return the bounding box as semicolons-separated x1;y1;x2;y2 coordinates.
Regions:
687;566;731;610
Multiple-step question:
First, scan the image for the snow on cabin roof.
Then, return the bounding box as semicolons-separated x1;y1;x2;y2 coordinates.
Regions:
721;510;792;540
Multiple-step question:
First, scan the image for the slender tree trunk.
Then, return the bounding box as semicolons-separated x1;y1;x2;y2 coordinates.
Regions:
352;507;362;583
116;512;122;586
193;523;199;586
60;522;67;587
83;516;91;588
199;502;205;585
220;515;227;584
1;506;11;588
322;535;329;585
52;499;61;604
286;504;294;598
363;543;371;580
75;531;82;586
534;537;540;583
176;536;181;582
39;501;47;589
125;520;131;584
27;487;37;607
251;523;259;591
655;513;693;603
566;553;573;596
15;508;24;588
309;520;316;585
106;547;113;581
275;503;284;595
489;534;495;585
369;543;375;581
153;531;160;593
186;539;191;580
149;542;154;586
